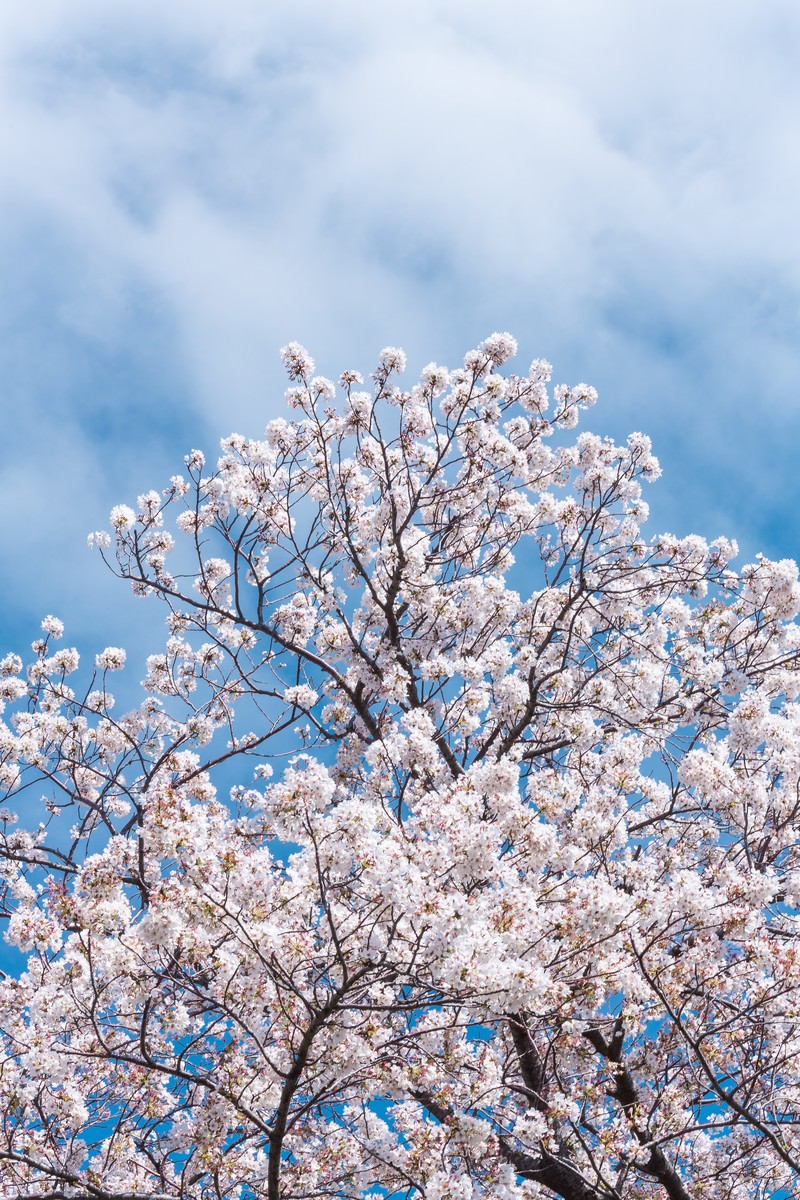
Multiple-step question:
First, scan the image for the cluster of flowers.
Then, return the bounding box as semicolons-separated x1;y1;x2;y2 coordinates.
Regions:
0;337;799;1199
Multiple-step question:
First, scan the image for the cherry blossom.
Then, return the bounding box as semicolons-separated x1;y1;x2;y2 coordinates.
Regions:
0;338;799;1199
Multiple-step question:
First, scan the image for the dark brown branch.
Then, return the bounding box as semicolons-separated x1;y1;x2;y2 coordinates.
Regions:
583;1021;693;1200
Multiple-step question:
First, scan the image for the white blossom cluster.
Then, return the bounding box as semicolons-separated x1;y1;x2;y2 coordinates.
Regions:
0;338;798;1199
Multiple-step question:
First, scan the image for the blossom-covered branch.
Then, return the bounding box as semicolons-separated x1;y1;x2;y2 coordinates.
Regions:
1;335;799;1198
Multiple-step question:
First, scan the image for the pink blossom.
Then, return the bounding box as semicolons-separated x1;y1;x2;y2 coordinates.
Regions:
0;336;797;1199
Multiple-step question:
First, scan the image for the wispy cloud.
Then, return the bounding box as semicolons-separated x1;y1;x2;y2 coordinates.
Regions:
2;0;800;654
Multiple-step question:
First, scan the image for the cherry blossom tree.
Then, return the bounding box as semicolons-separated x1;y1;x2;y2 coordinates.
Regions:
1;335;799;1200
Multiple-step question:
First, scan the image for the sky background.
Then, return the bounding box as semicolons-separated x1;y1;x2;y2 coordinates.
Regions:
2;0;800;671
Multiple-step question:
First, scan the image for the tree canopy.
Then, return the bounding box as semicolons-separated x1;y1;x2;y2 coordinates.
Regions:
1;335;799;1199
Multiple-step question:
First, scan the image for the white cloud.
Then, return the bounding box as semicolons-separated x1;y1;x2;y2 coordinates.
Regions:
1;0;800;651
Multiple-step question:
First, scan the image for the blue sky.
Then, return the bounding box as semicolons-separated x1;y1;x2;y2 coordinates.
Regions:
2;0;800;668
